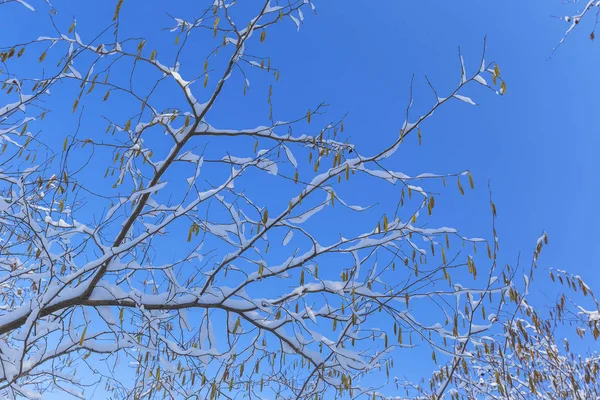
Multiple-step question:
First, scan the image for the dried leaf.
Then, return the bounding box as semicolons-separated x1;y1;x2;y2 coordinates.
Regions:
457;177;464;195
79;325;87;345
468;171;474;189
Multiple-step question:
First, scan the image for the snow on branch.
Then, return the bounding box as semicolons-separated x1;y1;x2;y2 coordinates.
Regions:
0;1;591;400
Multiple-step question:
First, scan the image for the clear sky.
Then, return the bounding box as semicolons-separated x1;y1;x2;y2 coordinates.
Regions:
2;0;599;398
6;2;597;285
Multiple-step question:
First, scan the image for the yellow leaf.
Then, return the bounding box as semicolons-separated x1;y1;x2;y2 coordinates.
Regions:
63;138;68;151
383;214;388;232
113;0;124;21
39;51;47;63
494;64;500;77
307;109;311;124
457;177;464;195
79;325;87;345
68;21;75;34
468;171;474;189
103;90;110;101
262;209;268;224
87;77;97;94
204;74;209;88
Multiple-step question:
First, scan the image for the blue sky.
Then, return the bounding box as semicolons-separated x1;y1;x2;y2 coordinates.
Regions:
2;0;600;397
6;1;596;281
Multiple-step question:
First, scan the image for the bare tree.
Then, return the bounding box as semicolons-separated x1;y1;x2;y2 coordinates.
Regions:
422;4;600;398
553;0;600;52
419;234;600;400
0;1;560;399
